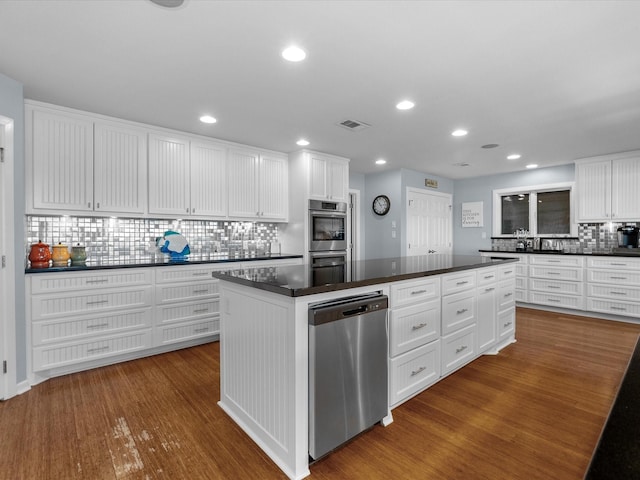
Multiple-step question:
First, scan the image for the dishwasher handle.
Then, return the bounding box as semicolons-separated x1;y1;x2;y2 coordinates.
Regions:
309;294;388;326
342;305;368;316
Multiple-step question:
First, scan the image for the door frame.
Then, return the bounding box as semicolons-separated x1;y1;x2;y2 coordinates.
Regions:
0;116;17;400
348;189;361;262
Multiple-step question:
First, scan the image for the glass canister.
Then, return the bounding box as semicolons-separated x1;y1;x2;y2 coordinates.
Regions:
28;240;51;269
70;243;87;266
51;242;70;267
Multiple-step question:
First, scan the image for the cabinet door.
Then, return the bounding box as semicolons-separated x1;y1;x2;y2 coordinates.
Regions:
308;153;328;200
228;148;259;218
327;159;349;202
148;134;190;216
31;109;94;211
576;160;611;222
476;284;497;353
94;122;146;214
259;153;288;220
190;140;227;217
611;156;640;221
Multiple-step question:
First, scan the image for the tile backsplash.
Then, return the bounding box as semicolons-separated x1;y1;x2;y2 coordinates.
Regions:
25;215;280;264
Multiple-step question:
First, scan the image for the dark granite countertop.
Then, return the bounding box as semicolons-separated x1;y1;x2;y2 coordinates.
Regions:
24;252;303;274
479;249;640;257
211;254;518;297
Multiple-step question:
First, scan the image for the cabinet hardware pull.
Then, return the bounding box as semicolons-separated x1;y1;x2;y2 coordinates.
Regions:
87;346;110;354
610;276;627;280
456;281;469;285
194;327;210;333
411;289;427;295
547;298;561;302
86;300;109;305
86;323;109;329
610;263;626;266
504;292;513;297
88;202;91;208
504;270;513;274
410;366;426;376
610;306;627;311
192;272;209;276
504;321;513;328
456;308;468;315
547;285;560;289
610;291;627;296
412;323;427;330
85;279;108;284
547;272;561;275
455;345;468;354
193;289;209;294
485;287;495;292
547;260;561;263
193;308;209;314
484;275;495;279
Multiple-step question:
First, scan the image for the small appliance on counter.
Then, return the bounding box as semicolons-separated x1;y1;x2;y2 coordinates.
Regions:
514;228;529;251
617;226;639;248
51;242;70;267
70;244;87;266
28;240;51;269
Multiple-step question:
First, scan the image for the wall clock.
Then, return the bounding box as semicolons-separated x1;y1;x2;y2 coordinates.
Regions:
372;195;391;216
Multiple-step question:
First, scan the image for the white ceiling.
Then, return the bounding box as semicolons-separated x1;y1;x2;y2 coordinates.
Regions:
1;0;640;179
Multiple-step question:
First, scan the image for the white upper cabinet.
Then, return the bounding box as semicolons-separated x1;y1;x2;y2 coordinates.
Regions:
94;121;147;214
228;148;288;221
308;152;349;202
190;140;227;217
148;133;191;216
29;108;94;212
576;151;640;222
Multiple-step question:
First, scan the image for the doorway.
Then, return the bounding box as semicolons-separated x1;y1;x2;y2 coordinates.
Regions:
406;187;452;256
0;116;17;400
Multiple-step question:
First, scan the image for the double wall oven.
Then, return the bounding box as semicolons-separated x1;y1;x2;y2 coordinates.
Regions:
308;200;348;285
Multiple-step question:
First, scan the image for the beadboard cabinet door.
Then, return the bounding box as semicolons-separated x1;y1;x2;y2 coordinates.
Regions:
190;140;227;217
259;153;288;220
94;121;147;214
148;133;191;216
227;148;259;218
611;156;640;221
29;108;94;212
308;152;349;202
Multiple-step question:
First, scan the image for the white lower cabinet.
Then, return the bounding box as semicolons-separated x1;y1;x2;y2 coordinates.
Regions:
441;323;477;375
476;267;497;354
586;256;640;318
389;340;441;406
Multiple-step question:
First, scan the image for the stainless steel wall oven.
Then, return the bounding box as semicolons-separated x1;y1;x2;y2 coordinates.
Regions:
309;200;347;252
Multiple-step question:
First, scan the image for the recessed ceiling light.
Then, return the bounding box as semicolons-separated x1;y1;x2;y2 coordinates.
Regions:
149;0;184;8
375;158;387;165
526;164;538;169
282;46;306;62
451;129;468;137
396;100;415;110
507;154;521;160
199;115;217;124
481;144;499;149
296;139;310;146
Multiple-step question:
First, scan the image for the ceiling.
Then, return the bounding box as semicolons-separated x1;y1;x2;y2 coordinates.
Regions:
1;0;640;179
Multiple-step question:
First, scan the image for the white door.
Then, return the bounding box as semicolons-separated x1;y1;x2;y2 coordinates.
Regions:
406;188;452;256
0;122;5;400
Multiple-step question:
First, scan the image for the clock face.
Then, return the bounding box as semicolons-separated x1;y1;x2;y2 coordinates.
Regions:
372;195;391;216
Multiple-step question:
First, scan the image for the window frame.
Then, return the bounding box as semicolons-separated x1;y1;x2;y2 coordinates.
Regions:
492;182;577;237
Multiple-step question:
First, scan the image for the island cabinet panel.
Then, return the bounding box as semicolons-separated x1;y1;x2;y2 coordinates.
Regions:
389;299;440;357
389;341;441;407
476;267;497;354
441;323;477;375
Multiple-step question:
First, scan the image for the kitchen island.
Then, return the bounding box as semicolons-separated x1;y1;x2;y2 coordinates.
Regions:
213;254;517;479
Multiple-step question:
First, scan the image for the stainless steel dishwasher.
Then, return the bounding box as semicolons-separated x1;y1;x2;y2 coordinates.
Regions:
308;293;388;460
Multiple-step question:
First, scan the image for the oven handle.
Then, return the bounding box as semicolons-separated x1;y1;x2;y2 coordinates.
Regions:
309;210;347;218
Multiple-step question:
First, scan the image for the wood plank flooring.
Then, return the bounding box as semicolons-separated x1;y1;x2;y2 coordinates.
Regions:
1;307;639;479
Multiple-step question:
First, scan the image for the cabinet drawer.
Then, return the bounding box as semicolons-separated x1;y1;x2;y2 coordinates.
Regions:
497;281;516;310
476;267;497;287
586;283;640;302
529;255;584;267
497;307;515;341
390;277;440;308
441;271;476;295
586;269;640;286
529;265;583;282
529;278;583;296
442;290;476;336
31;286;153;320
586;298;640;317
441;324;476;376
498;264;516;282
33;329;153;371
157;299;220;325
516;264;528;277
156;318;219;346
587;257;640;271
30;269;152;294
155;281;219;304
389;299;440;357
155;265;228;283
528;291;584;310
515;289;528;303
32;308;152;345
389;340;441;407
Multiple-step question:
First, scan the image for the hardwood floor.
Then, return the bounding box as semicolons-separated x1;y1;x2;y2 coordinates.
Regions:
1;307;638;479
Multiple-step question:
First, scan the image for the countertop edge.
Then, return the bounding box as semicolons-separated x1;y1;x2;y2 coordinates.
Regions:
478;249;640;257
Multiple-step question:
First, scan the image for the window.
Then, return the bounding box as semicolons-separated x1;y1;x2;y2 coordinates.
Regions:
493;182;576;237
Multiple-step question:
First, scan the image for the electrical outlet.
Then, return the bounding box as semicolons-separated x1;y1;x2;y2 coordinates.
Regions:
391;230;396;238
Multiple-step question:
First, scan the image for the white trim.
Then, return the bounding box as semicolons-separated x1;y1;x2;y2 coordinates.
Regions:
492;181;577;238
348;189;361;261
0;116;17;400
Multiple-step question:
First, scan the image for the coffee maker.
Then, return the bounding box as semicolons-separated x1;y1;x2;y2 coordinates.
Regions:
617;226;639;248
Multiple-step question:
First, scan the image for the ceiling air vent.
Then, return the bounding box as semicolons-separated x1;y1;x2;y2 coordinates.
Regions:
337;119;371;131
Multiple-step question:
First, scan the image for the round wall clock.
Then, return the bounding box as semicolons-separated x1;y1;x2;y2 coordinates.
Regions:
372;195;391;216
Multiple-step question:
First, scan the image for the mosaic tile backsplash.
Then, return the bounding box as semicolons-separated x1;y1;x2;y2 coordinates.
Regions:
25;215;280;265
491;222;640;252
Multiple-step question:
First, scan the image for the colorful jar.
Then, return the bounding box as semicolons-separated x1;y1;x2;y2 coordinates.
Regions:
51;242;70;267
28;240;51;269
70;244;87;266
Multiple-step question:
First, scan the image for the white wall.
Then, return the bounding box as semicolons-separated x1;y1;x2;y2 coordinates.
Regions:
452;164;576;255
